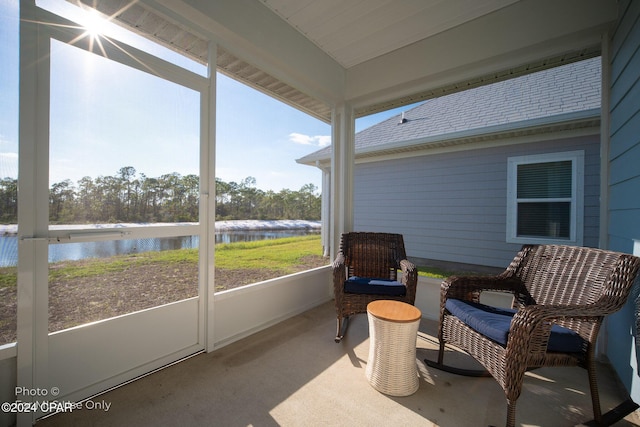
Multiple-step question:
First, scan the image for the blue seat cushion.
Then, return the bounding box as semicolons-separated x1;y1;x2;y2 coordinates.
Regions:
445;299;585;353
344;276;406;296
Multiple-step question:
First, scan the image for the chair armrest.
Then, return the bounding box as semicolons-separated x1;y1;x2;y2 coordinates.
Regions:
400;259;417;284
332;252;345;270
506;303;606;357
512;292;633;328
400;259;418;303
332;253;347;296
442;275;525;303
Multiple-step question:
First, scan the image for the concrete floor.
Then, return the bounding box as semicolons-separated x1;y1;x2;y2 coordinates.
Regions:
36;302;640;427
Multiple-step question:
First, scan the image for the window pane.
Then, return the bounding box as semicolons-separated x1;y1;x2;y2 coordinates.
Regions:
214;74;327;292
47;37;201;332
0;235;17;344
517;161;572;198
48;237;198;332
0;0;18;345
49;39;200;224
517;202;570;238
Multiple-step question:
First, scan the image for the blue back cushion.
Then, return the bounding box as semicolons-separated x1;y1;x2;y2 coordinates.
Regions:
445;299;585;353
344;276;406;296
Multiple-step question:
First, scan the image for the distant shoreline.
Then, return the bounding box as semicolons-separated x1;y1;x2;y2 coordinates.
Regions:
215;219;321;231
0;220;321;236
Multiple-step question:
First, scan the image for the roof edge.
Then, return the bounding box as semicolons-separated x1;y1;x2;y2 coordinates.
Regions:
296;108;601;166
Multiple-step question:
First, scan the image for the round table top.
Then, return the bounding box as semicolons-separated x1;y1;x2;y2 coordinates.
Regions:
367;300;421;323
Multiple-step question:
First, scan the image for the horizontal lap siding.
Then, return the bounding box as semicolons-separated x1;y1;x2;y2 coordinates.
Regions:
354;135;600;268
605;0;640;399
609;0;640;254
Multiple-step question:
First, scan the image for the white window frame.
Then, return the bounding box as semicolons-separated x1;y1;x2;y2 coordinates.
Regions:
506;151;584;245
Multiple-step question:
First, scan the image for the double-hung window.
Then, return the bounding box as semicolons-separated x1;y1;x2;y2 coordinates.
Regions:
507;151;584;245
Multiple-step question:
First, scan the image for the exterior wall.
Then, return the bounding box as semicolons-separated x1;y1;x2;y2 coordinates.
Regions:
605;0;640;400
608;1;640;250
353;133;601;269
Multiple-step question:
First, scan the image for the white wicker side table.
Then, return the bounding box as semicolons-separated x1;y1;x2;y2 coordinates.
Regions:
365;300;422;396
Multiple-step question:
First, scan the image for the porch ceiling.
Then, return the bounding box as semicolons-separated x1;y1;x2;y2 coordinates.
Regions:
258;0;520;69
75;0;614;123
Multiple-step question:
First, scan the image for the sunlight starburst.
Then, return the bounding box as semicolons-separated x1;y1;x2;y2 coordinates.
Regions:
76;8;109;56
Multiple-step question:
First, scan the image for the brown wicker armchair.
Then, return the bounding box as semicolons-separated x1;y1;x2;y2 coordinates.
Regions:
332;232;418;342
427;244;640;427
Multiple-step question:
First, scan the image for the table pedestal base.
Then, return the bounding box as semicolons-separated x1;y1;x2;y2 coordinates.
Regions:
366;302;420;396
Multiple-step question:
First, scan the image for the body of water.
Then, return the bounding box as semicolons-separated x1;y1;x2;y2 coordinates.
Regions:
0;225;320;267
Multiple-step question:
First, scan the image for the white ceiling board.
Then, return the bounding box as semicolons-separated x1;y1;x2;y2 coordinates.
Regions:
260;0;521;68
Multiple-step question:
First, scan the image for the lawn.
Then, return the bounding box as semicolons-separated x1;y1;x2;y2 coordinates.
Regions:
0;234;467;345
0;235;328;344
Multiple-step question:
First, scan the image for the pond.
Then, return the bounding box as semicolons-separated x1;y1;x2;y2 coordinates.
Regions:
0;222;320;267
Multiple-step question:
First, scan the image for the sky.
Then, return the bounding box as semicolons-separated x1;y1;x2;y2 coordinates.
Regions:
0;0;401;193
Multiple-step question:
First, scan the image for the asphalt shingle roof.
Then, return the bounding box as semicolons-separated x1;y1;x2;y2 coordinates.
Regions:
299;57;601;162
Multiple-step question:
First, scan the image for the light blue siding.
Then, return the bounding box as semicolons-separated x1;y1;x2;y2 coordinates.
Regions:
353;134;601;268
606;0;640;400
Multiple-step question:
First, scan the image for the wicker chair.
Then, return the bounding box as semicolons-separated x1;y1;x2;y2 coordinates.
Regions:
427;244;640;427
332;232;418;342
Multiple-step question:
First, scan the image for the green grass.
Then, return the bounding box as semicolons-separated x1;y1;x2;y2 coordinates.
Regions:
417;266;453;279
0;267;16;288
0;235;325;288
417;266;490;279
45;248;202;282
215;235;322;271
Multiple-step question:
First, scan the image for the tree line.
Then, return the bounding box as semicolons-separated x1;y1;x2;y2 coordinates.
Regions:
0;167;321;224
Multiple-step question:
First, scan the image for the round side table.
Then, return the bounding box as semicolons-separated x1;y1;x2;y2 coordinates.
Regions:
365;300;422;396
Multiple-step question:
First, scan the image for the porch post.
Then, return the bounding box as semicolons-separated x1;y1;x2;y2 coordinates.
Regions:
329;102;355;261
319;164;331;257
17;3;50;426
205;41;217;352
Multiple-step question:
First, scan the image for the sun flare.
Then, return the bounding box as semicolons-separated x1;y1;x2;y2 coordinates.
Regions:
82;9;107;38
78;8;109;54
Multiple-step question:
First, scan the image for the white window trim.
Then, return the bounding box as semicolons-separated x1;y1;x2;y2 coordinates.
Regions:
506;151;584;245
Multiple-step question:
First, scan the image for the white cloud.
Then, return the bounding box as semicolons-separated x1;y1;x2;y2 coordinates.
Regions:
289;133;330;147
289;133;313;145
316;135;331;147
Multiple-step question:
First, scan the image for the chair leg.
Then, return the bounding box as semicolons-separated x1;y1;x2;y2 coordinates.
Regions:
437;340;446;365
335;316;349;343
586;357;602;424
424;339;492;377
506;399;516;427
